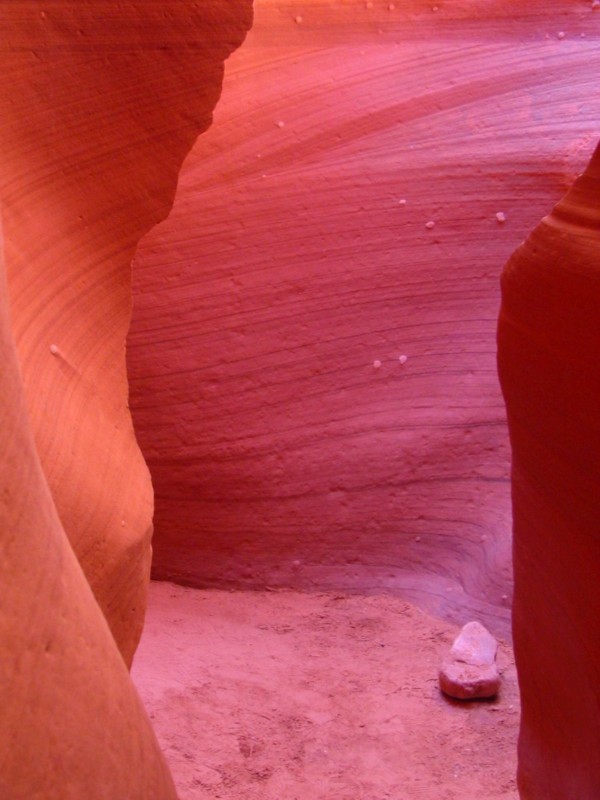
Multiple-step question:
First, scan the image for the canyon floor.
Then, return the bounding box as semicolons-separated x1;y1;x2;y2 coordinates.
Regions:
133;582;519;800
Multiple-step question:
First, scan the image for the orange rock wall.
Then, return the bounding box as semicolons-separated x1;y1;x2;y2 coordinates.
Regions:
0;221;178;799
129;0;600;635
0;0;252;664
499;144;600;799
0;1;252;796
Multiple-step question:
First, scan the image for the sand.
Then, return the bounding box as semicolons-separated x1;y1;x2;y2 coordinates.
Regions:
133;582;519;800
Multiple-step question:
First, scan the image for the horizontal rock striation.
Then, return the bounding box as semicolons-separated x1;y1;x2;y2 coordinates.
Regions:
129;0;600;636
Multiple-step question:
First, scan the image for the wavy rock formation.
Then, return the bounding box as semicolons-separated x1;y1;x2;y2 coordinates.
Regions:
129;0;600;635
498;143;600;799
0;224;178;799
0;0;252;665
0;1;251;796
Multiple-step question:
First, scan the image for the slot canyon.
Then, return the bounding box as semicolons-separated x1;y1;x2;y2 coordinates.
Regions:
0;1;598;799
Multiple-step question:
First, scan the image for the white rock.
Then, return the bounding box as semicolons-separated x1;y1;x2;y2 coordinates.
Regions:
439;621;500;700
449;621;497;666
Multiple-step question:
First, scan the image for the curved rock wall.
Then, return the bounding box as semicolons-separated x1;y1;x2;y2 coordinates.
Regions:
129;0;600;634
498;143;600;799
0;0;252;665
0;1;252;796
0;221;178;799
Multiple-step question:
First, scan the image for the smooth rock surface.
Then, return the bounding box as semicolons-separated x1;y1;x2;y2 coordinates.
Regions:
0;1;252;797
0;0;252;664
439;661;501;702
498;141;600;798
0;221;177;799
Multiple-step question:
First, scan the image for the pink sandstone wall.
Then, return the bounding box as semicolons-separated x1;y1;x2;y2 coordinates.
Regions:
1;1;598;797
498;143;600;799
0;1;251;796
128;0;600;636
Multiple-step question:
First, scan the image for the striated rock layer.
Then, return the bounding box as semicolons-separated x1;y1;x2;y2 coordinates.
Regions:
0;0;252;665
498;143;600;798
129;0;600;635
0;223;178;799
0;1;252;796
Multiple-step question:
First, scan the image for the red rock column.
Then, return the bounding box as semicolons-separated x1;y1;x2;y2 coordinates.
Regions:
498;142;600;798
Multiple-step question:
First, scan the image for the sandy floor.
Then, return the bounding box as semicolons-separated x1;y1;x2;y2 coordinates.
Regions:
133;582;519;800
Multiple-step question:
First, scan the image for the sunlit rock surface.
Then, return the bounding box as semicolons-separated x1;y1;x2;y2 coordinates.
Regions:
0;1;251;796
0;0;252;663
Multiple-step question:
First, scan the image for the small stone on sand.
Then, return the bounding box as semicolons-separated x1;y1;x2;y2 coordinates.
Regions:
439;621;500;700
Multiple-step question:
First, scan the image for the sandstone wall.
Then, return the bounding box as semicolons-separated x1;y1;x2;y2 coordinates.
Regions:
129;0;600;636
0;0;252;664
499;142;600;799
0;217;179;799
0;2;252;796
